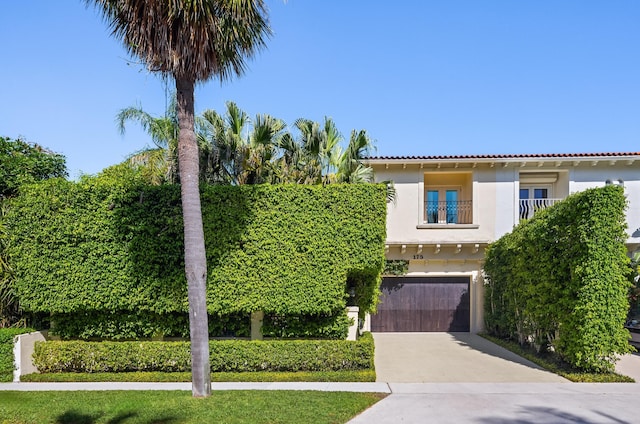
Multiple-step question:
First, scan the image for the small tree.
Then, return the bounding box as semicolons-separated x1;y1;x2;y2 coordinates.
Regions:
0;136;67;200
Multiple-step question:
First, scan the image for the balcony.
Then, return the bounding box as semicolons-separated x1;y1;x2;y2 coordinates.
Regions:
519;198;561;220
425;200;473;224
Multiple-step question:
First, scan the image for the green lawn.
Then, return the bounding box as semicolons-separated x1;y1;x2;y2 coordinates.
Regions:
0;390;385;424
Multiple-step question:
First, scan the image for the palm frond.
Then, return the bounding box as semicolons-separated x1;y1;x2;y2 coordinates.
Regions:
346;164;375;184
125;147;169;185
87;0;271;82
384;180;397;204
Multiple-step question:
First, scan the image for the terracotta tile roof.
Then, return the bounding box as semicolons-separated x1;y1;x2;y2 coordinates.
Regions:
366;152;640;161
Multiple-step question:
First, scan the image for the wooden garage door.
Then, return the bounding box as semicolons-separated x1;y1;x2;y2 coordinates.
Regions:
371;277;470;332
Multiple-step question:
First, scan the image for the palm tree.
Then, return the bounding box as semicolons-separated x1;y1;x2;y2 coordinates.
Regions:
200;101;250;185
281;117;341;185
279;117;375;185
240;113;286;184
117;97;180;184
333;130;375;184
200;102;286;185
88;0;270;397
118;95;217;185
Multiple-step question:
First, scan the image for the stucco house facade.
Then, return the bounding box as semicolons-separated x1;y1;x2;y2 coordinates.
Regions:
365;152;640;334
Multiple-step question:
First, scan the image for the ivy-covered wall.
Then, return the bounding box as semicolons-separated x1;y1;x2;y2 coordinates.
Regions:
5;170;386;338
483;185;632;371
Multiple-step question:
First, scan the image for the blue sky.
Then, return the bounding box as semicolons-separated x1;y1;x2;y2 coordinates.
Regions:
1;1;639;178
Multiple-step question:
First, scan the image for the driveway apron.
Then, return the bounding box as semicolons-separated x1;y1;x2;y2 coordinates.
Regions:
373;332;567;383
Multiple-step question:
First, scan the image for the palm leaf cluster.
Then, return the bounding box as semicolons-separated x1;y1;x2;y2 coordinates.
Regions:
91;0;269;82
119;100;376;186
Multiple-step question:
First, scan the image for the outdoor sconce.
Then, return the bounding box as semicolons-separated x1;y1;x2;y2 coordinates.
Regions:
605;179;625;187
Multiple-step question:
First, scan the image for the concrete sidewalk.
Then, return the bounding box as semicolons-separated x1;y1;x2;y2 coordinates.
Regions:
348;382;640;423
0;381;391;392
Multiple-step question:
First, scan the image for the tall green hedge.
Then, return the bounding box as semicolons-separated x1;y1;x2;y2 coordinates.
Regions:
5;171;386;338
484;185;632;371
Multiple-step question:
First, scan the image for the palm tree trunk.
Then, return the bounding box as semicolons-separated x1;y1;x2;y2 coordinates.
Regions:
176;77;211;397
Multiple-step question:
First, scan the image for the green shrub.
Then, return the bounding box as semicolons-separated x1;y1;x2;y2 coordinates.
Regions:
51;311;250;340
0;327;34;382
51;311;350;341
6;178;386;339
32;332;375;373
484;185;632;371
21;369;377;382
383;260;409;276
0;136;67;199
262;311;351;339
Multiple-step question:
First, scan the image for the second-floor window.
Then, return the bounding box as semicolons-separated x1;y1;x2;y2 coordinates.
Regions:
423;172;473;225
425;188;472;224
519;185;554;220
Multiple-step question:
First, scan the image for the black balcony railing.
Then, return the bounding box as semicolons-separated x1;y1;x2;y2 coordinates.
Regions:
425;200;472;224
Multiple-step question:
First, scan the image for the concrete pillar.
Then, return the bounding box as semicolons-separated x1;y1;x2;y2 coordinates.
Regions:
470;270;479;334
474;269;486;334
361;312;371;333
250;310;264;340
13;330;47;381
346;306;359;340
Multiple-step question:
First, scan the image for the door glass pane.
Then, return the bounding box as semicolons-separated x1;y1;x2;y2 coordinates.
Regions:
519;188;529;199
534;188;548;199
446;190;458;224
426;190;438;223
533;188;549;209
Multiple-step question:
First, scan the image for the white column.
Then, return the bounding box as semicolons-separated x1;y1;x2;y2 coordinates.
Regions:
346;307;360;340
250;311;264;340
13;331;47;381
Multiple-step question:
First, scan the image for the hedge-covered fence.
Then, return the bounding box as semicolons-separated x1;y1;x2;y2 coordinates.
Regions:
32;333;375;373
5;169;386;339
483;185;632;372
0;328;34;382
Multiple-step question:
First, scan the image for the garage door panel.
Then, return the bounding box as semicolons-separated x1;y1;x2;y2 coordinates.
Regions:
372;277;470;332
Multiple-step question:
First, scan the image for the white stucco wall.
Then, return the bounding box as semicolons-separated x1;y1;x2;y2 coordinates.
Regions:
378;166;499;244
569;165;640;245
492;168;517;239
376;161;640;246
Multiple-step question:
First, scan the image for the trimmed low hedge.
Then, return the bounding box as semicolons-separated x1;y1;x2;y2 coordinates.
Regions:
22;370;377;383
0;328;34;382
33;332;375;374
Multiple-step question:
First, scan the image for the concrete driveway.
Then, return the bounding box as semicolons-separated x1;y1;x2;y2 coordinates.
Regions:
373;332;567;383
616;349;640;381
